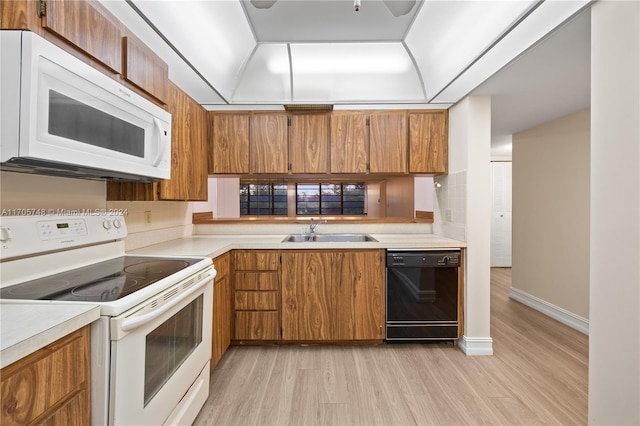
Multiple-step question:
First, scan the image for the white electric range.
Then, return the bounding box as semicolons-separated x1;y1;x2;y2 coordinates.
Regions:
0;213;215;425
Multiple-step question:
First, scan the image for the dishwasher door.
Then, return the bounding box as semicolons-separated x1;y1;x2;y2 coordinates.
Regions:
385;250;460;341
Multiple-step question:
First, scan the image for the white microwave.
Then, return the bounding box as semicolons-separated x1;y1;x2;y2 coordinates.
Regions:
0;31;171;182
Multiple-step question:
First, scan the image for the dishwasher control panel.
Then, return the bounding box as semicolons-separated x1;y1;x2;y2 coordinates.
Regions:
387;250;460;267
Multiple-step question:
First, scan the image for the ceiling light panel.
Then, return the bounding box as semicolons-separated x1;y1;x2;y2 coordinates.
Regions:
289;43;424;102
132;0;256;101
432;0;593;103
405;0;536;99
242;0;422;42
233;44;292;103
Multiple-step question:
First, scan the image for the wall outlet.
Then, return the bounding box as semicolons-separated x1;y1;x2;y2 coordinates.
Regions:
144;211;152;226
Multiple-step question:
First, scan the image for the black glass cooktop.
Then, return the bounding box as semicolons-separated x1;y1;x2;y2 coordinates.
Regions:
0;256;202;302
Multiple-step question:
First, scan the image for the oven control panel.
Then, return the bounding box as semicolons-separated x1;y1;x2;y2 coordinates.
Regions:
0;214;127;260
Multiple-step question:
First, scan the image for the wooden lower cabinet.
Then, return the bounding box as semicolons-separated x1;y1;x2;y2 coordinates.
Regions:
0;326;91;426
232;250;281;342
281;250;384;341
211;252;231;368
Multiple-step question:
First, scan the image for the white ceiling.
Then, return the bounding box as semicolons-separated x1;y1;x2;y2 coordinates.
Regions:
100;0;593;155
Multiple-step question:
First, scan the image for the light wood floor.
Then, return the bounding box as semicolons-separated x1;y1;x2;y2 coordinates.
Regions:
194;268;588;425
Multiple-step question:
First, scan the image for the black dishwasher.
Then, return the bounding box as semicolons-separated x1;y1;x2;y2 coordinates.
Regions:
386;250;461;342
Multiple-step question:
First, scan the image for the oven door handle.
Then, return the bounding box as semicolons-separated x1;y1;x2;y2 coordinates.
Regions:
120;272;213;332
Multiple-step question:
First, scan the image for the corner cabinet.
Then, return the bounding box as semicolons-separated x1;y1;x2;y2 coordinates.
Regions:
107;82;208;201
232;250;281;341
1;326;91;426
281;250;384;341
408;110;449;175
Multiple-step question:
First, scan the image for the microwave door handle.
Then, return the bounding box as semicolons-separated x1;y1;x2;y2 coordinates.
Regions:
152;117;166;167
120;271;214;332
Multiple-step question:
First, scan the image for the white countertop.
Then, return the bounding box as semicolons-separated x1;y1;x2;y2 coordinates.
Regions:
0;302;100;369
128;233;466;258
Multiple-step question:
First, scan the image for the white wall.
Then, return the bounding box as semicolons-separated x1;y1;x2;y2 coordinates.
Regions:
437;96;493;355
589;1;640;424
192;177;241;218
0;172;196;252
512;110;590;321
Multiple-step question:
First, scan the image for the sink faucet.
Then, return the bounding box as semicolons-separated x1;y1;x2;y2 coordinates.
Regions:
309;218;327;236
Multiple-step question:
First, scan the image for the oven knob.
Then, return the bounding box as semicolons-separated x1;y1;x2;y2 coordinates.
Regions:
443;256;450;265
113;219;122;229
0;227;12;242
102;220;112;230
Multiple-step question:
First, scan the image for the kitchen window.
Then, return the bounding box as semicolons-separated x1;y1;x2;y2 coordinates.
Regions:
240;183;288;216
296;183;365;215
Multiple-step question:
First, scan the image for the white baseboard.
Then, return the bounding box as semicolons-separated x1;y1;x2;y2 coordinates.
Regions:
509;287;589;335
459;336;494;355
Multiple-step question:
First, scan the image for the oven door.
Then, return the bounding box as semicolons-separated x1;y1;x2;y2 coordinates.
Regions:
109;269;213;425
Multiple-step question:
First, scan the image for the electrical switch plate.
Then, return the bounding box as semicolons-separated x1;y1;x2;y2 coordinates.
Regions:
144;211;152;226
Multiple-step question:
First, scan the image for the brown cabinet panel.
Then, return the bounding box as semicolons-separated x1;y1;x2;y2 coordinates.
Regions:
210;113;250;174
234;250;279;271
330;112;368;173
122;34;169;103
290;114;330;173
211;253;231;368
349;251;385;340
251;113;288;174
408;110;448;174
42;0;122;73
234;311;280;340
1;326;90;426
159;82;208;200
234;272;279;291
1;1;38;29
234;291;278;311
281;251;332;340
369;111;408;174
281;250;384;341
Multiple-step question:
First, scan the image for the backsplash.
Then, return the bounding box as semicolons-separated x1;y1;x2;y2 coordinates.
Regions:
433;170;467;241
106;201;194;251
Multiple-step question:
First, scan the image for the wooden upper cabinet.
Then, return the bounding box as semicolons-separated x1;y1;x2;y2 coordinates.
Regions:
41;0;122;73
107;83;208;201
250;113;289;174
159;82;208;200
122;33;169;104
330;112;368;174
369;111;408;174
290;114;330;174
409;110;448;175
210;113;250;174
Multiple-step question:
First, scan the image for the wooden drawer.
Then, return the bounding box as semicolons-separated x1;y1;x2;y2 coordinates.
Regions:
234;311;280;340
235;291;277;311
235;271;279;290
234;250;279;271
213;252;231;280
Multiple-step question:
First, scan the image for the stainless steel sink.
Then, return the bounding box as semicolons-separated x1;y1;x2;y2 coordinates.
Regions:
282;234;378;243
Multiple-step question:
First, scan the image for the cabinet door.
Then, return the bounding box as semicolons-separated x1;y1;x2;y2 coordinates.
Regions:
1;326;90;426
251;113;288;174
211;253;231;368
122;34;169;104
330;112;368;173
41;0;122;73
344;250;385;340
408;110;448;174
159;83;208;200
210;113;250;174
281;252;332;340
290;114;330;174
369;111;408;173
234;311;280;340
